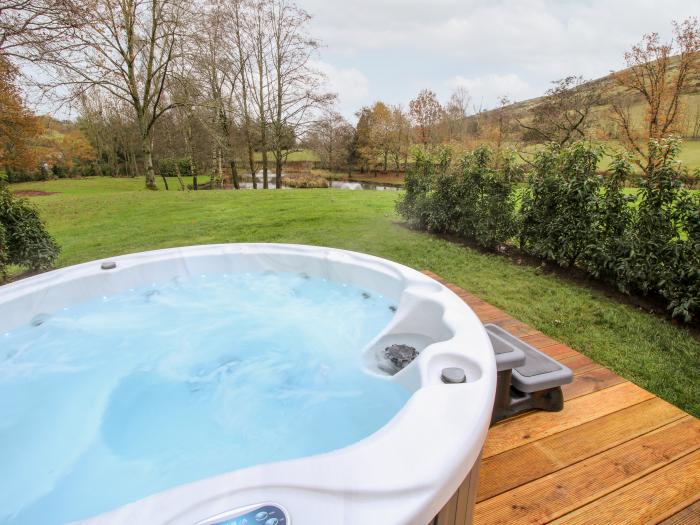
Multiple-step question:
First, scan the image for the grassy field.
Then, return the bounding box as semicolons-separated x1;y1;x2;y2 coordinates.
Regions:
7;177;700;417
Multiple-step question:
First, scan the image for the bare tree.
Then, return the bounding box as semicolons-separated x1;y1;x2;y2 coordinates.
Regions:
0;0;85;62
228;0;257;188
306;108;352;171
42;0;189;189
518;76;600;145
246;0;271;188
196;0;241;189
267;0;331;188
443;86;471;142
610;17;700;172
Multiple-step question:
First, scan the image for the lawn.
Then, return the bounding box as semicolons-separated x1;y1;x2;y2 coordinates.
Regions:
7;177;700;417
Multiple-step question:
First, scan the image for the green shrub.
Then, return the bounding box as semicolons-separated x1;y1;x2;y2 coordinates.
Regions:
398;138;700;322
5;167;36;183
0;184;60;278
396;150;439;230
613;139;700;321
520;142;603;267
157;157;192;178
397;145;517;249
585;153;636;282
0;220;8;272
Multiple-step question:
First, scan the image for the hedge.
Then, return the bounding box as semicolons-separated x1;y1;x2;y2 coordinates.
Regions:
397;139;700;322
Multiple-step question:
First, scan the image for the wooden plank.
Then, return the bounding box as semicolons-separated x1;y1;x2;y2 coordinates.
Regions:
484;381;655;458
550;450;700;525
562;367;626;401
558;353;601;375
659;500;700;525
477;398;687;502
534;342;580;360
518;332;561;349
489;317;539;338
475;417;700;525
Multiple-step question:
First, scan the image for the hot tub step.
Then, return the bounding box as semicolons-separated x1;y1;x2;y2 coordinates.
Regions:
485;324;573;424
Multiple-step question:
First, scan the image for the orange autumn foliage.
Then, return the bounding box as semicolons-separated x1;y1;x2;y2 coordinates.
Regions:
0;55;41;172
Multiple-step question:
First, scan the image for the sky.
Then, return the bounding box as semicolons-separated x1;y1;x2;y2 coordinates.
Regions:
298;0;699;121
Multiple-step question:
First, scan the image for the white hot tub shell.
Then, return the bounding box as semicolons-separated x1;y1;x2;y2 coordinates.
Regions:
0;244;496;525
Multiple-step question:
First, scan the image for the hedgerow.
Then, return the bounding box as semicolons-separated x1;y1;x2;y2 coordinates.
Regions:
397;139;700;322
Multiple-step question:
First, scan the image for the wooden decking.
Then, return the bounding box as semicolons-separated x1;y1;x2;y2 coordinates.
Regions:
424;272;700;525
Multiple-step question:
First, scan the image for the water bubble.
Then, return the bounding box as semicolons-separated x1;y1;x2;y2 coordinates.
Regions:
265;518;279;525
255;511;268;521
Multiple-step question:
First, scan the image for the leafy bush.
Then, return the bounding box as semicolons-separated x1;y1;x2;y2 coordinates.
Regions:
585;153;635;281
520;142;603;267
395;149;440;230
397;145;517;249
157;157;192;178
0;184;60;278
0;220;8;272
610;139;700;321
398;139;700;322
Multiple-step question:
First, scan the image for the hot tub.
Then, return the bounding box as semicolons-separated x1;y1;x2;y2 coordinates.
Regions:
0;244;496;525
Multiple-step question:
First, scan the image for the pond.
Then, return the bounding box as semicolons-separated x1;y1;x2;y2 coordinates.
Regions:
232;173;400;191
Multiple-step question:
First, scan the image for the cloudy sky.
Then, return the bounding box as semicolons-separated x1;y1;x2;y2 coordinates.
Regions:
298;0;698;120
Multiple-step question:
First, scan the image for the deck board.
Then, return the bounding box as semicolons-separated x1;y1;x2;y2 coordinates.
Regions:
424;272;700;525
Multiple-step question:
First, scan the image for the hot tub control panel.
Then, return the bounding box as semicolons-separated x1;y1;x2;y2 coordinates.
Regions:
196;503;289;525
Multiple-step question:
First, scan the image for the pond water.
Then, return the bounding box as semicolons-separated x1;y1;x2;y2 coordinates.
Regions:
233;173;400;191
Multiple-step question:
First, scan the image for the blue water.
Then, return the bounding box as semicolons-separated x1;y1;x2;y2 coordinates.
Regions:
0;272;408;524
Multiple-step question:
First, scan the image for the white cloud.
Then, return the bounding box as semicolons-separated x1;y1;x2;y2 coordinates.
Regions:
312;60;370;119
298;0;699;111
449;73;538;108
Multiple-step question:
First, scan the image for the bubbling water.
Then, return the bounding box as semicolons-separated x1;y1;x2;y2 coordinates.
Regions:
0;271;407;525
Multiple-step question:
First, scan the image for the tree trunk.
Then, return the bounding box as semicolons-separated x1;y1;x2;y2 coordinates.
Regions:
191;155;198;191
142;135;157;190
174;162;185;191
230;159;240;190
275;154;282;189
161;173;169;190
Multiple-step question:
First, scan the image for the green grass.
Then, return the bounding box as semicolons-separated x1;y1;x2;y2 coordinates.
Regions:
598;139;700;172
10;175;211;194
8;177;700;417
252;149;320;162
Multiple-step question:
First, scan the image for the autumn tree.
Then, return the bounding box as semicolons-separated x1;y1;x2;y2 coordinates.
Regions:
518;76;601;145
409;89;443;145
389;105;411;171
610;17;700;172
0;55;40;172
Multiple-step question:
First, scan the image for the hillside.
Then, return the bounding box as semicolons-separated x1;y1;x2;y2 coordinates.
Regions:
471;53;700;140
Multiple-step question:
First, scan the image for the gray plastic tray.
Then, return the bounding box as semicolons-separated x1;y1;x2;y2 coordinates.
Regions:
485;326;526;372
485;324;573;393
